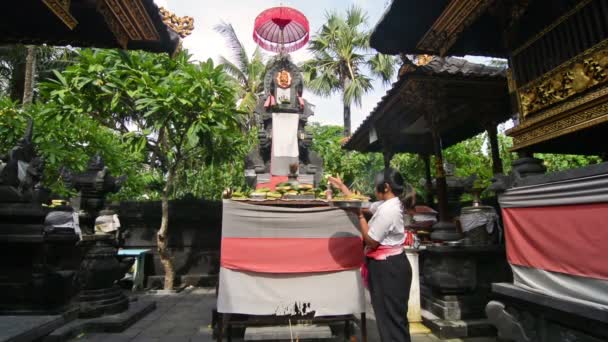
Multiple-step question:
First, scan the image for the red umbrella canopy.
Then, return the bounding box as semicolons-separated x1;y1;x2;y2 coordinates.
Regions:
253;6;310;53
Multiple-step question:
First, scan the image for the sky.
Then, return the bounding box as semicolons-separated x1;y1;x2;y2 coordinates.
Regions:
153;0;495;132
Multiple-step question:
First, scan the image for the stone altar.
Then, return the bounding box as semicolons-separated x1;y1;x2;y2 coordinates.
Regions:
245;55;323;188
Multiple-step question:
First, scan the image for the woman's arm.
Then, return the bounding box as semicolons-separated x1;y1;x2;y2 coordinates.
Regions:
356;211;380;249
328;176;352;197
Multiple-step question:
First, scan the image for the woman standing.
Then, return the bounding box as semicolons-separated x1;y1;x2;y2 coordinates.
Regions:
329;168;415;342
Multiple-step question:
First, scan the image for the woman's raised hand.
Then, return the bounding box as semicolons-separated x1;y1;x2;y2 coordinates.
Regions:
327;176;344;189
328;176;352;196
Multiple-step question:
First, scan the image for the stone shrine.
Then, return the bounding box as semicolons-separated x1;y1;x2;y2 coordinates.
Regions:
63;156;132;317
245;55;323;189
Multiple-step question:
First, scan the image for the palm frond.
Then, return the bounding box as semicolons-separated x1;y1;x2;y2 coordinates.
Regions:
346;5;368;29
367;53;396;85
214;22;249;73
217;56;247;86
343;75;372;107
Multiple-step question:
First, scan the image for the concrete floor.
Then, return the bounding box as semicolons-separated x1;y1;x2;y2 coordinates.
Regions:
72;288;497;342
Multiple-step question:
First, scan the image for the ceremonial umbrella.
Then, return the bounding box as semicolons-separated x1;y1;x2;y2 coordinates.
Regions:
253;6;310;53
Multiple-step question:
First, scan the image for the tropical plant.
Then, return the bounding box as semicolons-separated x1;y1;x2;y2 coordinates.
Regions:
308;124;383;195
214;22;266;124
40;49;247;289
301;6;396;136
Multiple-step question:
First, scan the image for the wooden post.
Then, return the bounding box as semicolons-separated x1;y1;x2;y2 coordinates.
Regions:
422;153;434;206
430;126;449;223
486;123;503;175
383;150;394;170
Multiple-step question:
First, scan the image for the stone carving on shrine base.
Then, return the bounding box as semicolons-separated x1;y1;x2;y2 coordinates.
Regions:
245;55;323;188
519;42;608;117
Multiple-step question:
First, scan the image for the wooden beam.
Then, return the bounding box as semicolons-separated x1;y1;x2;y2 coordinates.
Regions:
416;0;493;56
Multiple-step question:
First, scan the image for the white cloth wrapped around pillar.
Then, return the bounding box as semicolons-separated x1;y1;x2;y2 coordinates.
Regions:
271;113;299;175
405;248;422;323
95;214;120;234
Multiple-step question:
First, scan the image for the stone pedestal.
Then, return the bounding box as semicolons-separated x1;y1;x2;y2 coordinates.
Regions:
76;235;130;318
419;245;511;339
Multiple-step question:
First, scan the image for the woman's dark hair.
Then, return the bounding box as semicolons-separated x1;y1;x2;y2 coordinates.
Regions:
375;168;416;210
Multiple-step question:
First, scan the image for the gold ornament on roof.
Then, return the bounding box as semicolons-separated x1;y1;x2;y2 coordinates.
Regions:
159;7;194;38
416;55;433;66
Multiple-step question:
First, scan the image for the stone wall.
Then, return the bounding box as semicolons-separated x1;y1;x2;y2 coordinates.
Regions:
117;199;222;288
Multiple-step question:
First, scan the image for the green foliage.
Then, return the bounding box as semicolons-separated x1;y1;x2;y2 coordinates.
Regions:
390;153;427;193
0;96;142;197
443;133;493;184
38;49;247;200
308;123;383;195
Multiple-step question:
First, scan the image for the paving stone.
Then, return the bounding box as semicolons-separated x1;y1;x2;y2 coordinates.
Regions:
66;287;497;342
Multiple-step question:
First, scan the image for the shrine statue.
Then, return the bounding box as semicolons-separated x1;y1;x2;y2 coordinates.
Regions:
245;55;323;189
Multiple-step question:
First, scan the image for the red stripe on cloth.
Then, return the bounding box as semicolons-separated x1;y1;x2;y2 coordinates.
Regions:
221;237;363;273
502;203;608;280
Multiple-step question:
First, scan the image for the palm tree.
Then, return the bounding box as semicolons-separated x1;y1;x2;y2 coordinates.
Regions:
302;6;396;136
0;45;77;102
214;22;266;127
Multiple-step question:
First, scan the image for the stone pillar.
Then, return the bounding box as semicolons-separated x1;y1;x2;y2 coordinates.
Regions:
512;151;546;178
406;248;421;323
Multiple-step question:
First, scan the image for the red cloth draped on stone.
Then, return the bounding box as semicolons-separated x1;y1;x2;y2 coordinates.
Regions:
220;200;363;274
503;203;608;280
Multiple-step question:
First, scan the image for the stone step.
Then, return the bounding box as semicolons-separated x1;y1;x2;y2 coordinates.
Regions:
244;324;333;341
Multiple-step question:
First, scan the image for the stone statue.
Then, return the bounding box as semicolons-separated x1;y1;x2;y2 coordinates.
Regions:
245;55;323;188
0;120;47;203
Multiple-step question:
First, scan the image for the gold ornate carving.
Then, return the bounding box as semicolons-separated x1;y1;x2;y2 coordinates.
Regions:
276;70;292;89
518;41;608;117
508;86;608;150
511;101;608;150
42;0;78;29
97;0;161;49
416;0;493;56
159;7;194;38
416;55;433;66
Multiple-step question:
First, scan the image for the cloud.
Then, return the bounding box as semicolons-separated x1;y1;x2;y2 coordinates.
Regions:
153;0;168;8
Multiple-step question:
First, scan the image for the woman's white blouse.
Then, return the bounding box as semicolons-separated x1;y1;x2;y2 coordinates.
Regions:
367;197;405;246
